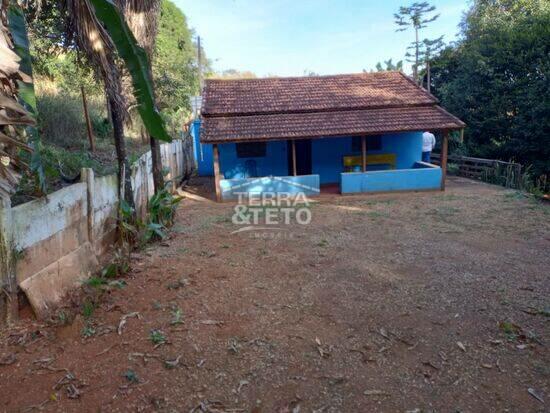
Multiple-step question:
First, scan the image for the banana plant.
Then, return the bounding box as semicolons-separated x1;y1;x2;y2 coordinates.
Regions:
0;3;43;200
90;0;171;142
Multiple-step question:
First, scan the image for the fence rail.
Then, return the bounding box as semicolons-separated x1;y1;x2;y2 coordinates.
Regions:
431;153;523;188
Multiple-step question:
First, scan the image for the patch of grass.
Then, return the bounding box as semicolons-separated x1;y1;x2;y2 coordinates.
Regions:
316;239;329;247
86;277;107;288
499;321;521;341
57;311;69;326
429;206;460;217
81;324;96;338
365;211;388;219
170;308;184;325
82;301;95;319
123;369;139;383
150;329;167;345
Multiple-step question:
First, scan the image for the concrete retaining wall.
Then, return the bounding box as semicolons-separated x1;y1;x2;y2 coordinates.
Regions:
3;139;190;318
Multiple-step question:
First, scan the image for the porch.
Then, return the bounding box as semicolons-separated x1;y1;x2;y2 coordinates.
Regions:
211;132;448;201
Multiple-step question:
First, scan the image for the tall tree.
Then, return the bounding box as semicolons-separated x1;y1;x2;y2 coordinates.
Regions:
374;59;404;72
418;36;445;92
394;2;439;83
65;0;134;207
118;0;164;194
430;0;550;177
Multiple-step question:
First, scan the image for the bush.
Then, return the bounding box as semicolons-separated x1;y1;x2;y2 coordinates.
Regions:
36;88;108;149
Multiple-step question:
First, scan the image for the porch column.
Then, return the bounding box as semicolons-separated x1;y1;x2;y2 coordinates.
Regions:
361;136;367;172
213;144;222;202
291;139;297;176
440;131;449;191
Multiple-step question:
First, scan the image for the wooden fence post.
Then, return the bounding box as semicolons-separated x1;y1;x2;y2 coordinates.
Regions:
213;144;221;202
361;136;367;172
81;168;95;248
81;86;95;152
440;131;449;191
291;140;297;176
0;197;18;325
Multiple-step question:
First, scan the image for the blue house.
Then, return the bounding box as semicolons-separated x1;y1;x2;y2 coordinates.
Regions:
192;72;464;201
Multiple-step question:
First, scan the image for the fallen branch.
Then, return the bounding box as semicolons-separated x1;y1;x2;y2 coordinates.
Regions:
118;312;141;335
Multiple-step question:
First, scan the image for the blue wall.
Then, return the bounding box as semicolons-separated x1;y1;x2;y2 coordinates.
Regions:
311;132;423;184
191;119;214;176
192;118;424;184
340;162;442;194
219;141;289;179
220;175;320;200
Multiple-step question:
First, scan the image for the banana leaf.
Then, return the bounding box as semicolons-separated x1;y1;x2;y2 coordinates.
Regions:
90;0;171;142
7;5;45;193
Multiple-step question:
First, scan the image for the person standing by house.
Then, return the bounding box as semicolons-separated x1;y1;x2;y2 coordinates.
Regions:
422;131;436;163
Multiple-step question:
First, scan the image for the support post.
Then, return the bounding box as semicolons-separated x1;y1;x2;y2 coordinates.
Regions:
213;144;221;202
291;139;297;176
361;136;367;172
81;168;95;248
81;86;95;152
0;197;18;325
440;131;449;191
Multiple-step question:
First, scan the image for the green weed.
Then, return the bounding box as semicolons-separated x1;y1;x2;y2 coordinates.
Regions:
82;301;95;319
150;329;167;345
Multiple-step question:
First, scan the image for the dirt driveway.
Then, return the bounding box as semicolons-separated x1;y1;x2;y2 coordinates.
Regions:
1;177;549;412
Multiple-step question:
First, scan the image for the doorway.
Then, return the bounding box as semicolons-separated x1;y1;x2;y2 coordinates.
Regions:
287;139;312;176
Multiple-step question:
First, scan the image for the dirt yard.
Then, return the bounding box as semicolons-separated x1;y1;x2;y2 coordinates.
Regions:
1;177;549;412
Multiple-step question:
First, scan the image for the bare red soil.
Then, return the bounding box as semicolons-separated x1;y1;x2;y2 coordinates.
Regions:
1;177;549;412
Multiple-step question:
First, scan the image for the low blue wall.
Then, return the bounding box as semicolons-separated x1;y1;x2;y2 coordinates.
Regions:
340;162;442;194
220;174;320;201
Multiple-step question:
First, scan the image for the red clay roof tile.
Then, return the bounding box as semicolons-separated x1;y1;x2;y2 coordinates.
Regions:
201;106;465;143
202;72;437;116
200;72;464;143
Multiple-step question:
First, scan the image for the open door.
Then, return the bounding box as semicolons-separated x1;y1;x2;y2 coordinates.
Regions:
287;139;312;176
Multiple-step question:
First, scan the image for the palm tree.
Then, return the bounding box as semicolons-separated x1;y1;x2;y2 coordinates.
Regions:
64;0;135;208
118;0;165;194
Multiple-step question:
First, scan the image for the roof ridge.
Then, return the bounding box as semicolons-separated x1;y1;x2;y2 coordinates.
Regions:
396;72;439;103
205;71;402;83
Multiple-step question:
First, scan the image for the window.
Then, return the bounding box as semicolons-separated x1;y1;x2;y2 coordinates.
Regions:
236;142;266;158
352;135;382;152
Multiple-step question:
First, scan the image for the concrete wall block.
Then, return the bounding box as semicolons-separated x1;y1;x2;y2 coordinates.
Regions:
19;260;59;319
16;231;61;284
12;183;87;250
19;242;98;319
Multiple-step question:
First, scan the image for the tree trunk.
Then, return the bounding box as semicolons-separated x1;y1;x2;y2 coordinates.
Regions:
81;86;95;152
427;60;431;93
414;27;419;84
150;136;164;193
109;96;134;209
0;197;18;325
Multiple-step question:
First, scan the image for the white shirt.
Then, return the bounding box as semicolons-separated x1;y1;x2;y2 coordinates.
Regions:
422;132;436;152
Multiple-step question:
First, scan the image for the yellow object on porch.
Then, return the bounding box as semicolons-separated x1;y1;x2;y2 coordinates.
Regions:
343;153;397;170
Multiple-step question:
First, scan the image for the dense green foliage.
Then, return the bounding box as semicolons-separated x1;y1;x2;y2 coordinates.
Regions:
91;0;171;142
154;0;200;131
431;0;550;178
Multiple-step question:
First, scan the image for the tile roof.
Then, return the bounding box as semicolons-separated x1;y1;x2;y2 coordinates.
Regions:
202;72;437;116
200;71;464;143
201;106;465;143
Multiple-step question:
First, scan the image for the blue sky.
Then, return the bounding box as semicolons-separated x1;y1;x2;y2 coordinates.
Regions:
174;0;469;77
